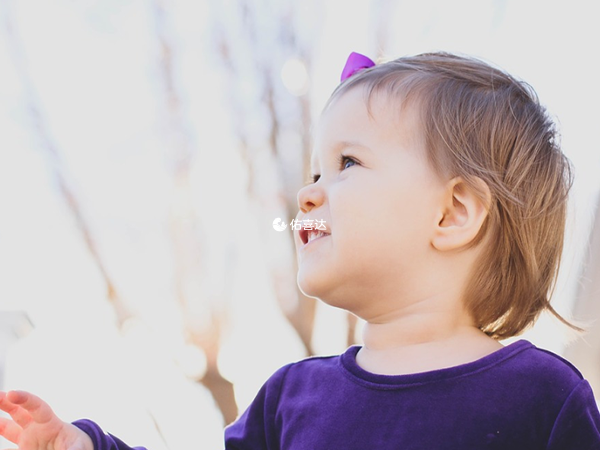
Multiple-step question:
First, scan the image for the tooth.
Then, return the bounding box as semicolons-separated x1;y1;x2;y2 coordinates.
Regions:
308;231;324;243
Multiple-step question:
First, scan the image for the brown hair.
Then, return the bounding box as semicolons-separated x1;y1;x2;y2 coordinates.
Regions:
327;52;582;339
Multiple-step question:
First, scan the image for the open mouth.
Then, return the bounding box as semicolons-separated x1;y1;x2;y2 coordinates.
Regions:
299;228;331;245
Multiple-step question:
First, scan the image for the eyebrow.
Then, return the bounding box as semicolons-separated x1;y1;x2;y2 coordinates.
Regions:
337;140;372;152
310;140;372;172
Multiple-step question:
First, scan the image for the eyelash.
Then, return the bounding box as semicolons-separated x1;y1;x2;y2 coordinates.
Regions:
307;154;358;185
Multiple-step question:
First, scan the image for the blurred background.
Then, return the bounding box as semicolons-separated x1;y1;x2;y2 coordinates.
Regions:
1;0;599;448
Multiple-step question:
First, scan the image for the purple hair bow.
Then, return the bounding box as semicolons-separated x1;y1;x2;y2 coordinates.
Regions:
340;52;376;82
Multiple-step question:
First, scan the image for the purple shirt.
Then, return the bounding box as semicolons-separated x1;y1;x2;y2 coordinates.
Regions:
224;339;600;449
72;418;148;450
74;339;600;449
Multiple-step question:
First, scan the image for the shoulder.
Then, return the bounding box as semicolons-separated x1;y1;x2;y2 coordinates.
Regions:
504;340;584;385
490;340;589;410
278;352;341;378
534;345;584;377
258;352;341;387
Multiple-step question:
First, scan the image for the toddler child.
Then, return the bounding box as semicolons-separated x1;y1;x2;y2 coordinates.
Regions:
1;51;600;449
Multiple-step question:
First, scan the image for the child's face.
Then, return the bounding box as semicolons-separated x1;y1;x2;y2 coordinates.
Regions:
293;87;449;318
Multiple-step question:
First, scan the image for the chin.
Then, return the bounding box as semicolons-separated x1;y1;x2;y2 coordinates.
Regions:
296;269;327;300
296;270;357;313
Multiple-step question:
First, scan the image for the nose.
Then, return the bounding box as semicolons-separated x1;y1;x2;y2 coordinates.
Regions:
297;182;325;214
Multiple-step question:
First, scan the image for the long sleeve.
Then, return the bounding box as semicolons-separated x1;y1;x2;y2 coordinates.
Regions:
546;379;600;449
224;364;291;450
72;419;149;450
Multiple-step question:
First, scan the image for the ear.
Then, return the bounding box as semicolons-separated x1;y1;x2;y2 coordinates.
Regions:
432;176;491;252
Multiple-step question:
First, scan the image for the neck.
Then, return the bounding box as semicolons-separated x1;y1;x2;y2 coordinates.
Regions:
365;305;477;345
355;296;502;375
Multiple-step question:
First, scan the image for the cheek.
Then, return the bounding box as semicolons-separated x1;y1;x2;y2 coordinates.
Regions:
327;183;391;260
330;175;435;259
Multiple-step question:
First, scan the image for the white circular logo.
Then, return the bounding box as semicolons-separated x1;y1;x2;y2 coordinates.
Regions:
273;218;287;231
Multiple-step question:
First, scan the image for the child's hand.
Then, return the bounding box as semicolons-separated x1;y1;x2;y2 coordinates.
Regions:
0;390;93;450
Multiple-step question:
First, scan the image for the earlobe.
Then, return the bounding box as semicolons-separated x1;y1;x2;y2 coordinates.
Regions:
432;177;491;252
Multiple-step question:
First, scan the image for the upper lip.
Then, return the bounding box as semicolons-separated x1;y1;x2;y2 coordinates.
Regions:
299;224;331;245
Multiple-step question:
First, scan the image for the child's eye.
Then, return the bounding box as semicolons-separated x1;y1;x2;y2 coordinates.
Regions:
305;155;358;186
337;154;358;171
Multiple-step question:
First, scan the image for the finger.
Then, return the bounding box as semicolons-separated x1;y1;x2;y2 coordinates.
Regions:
0;404;33;428
0;392;34;427
6;391;53;425
0;416;22;444
0;395;33;428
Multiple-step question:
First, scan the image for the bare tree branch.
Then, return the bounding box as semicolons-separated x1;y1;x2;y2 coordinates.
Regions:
150;0;237;425
0;0;132;327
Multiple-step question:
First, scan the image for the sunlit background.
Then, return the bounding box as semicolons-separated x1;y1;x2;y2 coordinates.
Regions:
1;0;599;448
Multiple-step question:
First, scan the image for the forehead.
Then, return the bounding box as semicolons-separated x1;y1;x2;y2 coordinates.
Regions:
311;87;423;165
